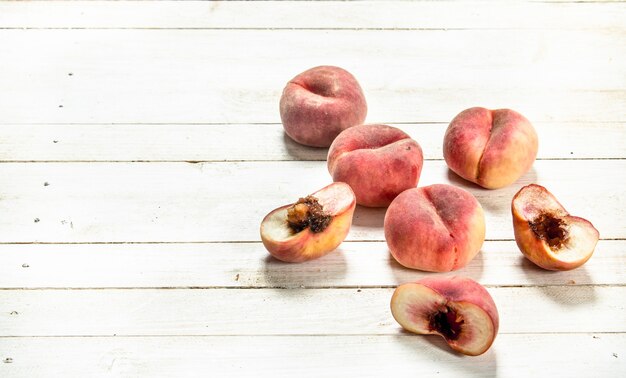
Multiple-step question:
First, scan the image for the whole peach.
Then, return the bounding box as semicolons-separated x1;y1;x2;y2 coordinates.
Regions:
384;184;485;271
279;66;367;147
327;124;423;207
443;107;538;189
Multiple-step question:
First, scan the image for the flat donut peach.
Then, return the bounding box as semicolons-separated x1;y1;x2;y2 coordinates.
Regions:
279;65;367;147
443;107;538;189
384;184;485;271
327;124;423;207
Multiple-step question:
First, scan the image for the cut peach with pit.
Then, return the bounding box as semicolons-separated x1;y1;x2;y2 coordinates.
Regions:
443;107;538;189
327;124;423;207
260;182;356;263
391;276;499;356
512;184;599;270
384;184;485;272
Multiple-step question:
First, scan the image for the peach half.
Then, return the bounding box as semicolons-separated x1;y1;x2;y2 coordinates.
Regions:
328;124;423;207
512;184;599;270
260;182;356;263
443;107;538;189
391;276;499;356
384;184;485;272
280;65;367;147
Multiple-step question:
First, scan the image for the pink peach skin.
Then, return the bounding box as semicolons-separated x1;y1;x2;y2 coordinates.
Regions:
279;66;367;147
384;184;485;271
443;107;538;189
327;124;423;207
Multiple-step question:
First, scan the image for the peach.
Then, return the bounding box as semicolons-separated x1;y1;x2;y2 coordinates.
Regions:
384;184;485;272
260;182;356;263
443;107;538;189
512;184;599;270
327;124;423;207
279;65;367;147
391;276;499;356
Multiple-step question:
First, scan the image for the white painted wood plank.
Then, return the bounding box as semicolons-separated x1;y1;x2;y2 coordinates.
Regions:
0;29;624;124
0;2;622;376
1;334;624;378
1;1;624;30
1;122;624;162
1;287;624;336
0;240;622;289
0;160;620;243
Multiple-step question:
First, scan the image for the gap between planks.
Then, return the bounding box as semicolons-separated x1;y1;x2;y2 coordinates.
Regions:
1;285;625;291
2;159;626;163
2;27;621;31
1;332;624;338
0;238;623;243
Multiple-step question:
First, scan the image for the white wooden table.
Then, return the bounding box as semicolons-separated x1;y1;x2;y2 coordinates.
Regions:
0;1;625;377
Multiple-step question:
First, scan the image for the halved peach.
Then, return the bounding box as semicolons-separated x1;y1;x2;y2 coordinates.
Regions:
260;182;356;262
512;184;599;270
391;276;499;356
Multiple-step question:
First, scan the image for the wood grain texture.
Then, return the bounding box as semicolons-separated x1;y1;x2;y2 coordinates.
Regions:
0;29;624;124
1;287;624;336
1;1;624;376
0;160;620;243
1;334;623;378
1;1;624;30
0;122;624;162
0;240;622;289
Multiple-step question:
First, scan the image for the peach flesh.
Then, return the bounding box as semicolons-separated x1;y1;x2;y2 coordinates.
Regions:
512;184;599;270
384;184;485;272
260;182;356;263
327;124;423;207
391;276;499;356
443;107;538;189
279;66;367;147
